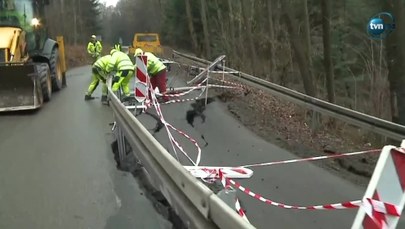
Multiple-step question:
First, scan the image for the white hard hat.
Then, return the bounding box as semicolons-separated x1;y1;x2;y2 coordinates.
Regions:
91;35;96;39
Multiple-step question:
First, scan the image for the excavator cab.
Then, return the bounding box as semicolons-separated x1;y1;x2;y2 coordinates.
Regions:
0;0;65;112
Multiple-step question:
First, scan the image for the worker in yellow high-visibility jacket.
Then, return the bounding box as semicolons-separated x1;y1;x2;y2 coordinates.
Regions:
84;54;112;103
87;35;102;63
109;49;135;98
134;48;168;101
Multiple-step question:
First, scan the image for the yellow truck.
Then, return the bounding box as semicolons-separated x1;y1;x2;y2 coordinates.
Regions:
129;33;163;57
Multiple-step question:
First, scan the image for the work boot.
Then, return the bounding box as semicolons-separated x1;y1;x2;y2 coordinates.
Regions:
84;94;95;100
101;95;108;105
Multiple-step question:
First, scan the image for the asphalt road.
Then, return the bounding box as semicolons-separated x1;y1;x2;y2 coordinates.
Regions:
0;66;170;229
135;66;405;229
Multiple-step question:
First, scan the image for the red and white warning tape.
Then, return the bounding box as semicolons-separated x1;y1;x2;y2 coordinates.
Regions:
146;74;202;165
239;149;381;168
165;122;202;165
210;77;246;89
162;97;200;105
160;78;208;98
163;84;240;98
163;87;206;105
219;170;250;222
218;170;401;216
235;194;250;222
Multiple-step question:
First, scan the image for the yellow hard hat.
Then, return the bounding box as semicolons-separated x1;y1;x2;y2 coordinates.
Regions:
134;48;143;56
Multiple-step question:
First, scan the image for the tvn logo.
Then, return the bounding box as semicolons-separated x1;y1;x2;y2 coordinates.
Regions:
367;12;395;39
369;22;384;30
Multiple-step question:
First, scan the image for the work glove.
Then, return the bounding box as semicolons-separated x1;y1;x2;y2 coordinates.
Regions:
112;76;120;84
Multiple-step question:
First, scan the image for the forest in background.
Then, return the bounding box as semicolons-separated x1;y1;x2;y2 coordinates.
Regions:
44;0;405;129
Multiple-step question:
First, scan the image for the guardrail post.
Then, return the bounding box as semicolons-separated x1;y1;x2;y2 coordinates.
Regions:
118;126;127;165
217;187;237;209
111;120;128;169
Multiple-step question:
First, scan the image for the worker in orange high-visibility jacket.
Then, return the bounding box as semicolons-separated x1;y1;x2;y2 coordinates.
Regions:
133;48;168;101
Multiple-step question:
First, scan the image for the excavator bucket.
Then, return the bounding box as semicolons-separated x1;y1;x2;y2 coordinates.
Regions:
0;63;42;112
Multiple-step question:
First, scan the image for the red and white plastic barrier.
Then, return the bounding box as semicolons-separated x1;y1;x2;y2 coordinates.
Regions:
135;55;149;103
352;143;405;229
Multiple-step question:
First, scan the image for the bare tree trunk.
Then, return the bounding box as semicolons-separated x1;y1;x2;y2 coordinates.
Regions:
240;0;257;74
59;0;64;37
321;0;335;103
385;0;405;125
214;0;229;55
267;0;277;80
281;1;316;97
302;0;312;67
227;0;236;62
200;0;211;59
185;0;199;55
73;0;77;45
237;1;244;69
78;0;83;44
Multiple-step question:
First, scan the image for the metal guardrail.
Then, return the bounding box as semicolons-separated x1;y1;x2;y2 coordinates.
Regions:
107;87;255;229
172;50;405;141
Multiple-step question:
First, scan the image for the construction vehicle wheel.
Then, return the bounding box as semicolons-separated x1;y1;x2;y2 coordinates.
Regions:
50;47;63;91
37;63;52;102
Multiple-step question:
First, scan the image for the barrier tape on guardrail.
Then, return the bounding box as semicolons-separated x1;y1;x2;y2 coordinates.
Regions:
218;170;401;217
184;166;253;179
218;170;250;222
138;60;202;165
163;97;200;105
151;88;201;165
239;149;381;168
158;78;208;98
209;77;247;89
163;89;206;105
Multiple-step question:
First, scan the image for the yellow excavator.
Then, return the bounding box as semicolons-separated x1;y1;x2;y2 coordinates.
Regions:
0;0;66;112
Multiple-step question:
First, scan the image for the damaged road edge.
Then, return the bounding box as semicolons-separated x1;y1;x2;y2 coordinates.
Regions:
110;139;188;229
